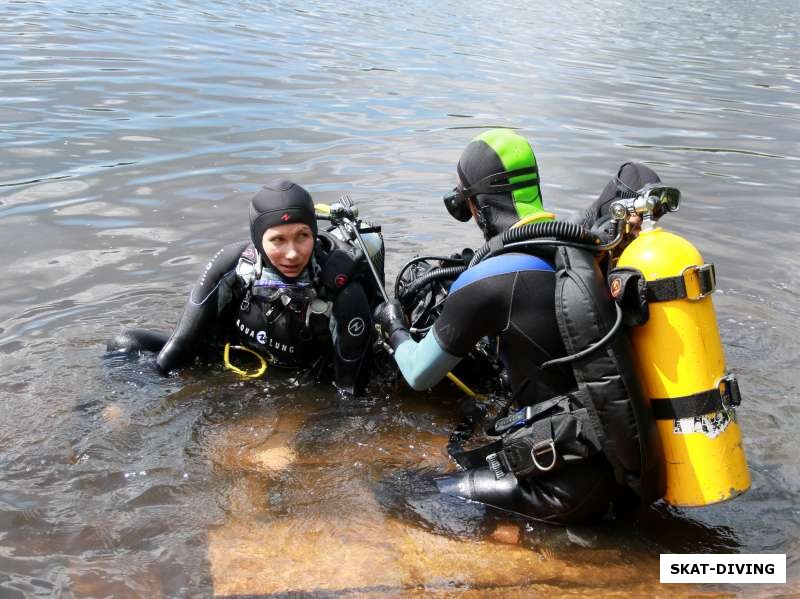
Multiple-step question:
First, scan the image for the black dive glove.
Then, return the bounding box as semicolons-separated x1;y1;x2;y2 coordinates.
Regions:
373;300;411;351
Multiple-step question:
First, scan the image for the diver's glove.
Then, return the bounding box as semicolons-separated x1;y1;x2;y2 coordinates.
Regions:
373;300;411;351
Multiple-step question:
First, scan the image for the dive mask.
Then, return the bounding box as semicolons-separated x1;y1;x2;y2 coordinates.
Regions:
443;187;472;221
443;165;540;222
252;278;315;310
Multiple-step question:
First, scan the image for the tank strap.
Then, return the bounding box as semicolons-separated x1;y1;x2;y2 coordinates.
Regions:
651;375;741;420
647;263;716;302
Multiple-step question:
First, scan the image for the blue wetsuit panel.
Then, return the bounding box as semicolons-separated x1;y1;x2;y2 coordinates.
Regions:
448;253;554;295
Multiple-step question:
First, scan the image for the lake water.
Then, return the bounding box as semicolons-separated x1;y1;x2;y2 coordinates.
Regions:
1;0;799;596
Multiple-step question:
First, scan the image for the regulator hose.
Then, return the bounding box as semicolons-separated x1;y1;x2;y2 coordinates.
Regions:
469;221;602;267
398;264;468;308
397;222;603;310
393;255;466;298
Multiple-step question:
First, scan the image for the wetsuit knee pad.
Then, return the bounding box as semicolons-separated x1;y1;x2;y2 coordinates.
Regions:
332;283;372;360
330;283;373;395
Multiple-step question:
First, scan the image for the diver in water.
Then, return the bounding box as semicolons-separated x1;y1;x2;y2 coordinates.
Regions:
376;129;664;524
109;179;384;396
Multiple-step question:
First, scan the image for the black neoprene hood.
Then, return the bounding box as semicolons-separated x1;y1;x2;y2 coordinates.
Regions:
249;179;318;254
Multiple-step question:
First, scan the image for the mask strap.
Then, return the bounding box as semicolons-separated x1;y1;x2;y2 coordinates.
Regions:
462;166;539;197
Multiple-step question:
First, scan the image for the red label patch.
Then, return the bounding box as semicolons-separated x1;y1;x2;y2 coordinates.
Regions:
610;277;622;298
281;213;291;222
334;274;348;287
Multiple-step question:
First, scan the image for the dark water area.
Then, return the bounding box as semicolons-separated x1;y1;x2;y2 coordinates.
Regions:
1;0;798;596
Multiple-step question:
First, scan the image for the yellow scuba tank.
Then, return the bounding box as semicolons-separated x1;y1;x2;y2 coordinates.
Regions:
616;224;750;507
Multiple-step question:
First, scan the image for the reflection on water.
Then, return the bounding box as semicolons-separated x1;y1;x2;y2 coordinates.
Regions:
1;0;799;595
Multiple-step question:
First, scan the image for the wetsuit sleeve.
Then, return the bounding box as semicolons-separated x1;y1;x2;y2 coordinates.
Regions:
330;281;373;395
393;333;462;391
155;241;248;374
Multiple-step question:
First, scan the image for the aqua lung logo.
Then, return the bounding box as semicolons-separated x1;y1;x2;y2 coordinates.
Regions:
237;319;295;353
237;319;260;342
347;317;365;337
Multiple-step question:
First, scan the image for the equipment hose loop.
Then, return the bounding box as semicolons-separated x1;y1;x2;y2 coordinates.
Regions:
469;221;602;267
396;223;606;310
397;264;468;308
540;303;623;368
223;342;268;378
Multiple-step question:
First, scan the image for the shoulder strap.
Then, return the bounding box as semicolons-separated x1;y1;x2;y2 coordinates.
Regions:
235;243;261;286
553;246;664;502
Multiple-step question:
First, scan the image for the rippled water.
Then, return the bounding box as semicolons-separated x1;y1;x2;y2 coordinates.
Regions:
1;0;799;596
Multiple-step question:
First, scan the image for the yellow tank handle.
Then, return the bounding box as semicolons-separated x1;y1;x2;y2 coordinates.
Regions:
512;211;556;228
223;343;268;378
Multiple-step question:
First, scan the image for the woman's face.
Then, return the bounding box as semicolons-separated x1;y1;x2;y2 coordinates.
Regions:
261;223;314;278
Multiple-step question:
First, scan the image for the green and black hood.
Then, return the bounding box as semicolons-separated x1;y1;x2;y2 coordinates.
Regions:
457;129;546;239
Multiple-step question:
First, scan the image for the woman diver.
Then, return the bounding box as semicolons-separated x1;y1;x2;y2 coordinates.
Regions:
109;179;383;396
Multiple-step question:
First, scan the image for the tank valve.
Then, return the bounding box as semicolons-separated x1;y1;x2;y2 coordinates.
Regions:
610;184;681;223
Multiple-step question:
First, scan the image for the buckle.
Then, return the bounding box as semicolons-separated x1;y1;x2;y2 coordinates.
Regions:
682;263;716;301
717;374;742;410
530;439;557;472
492;406;531;435
486;453;507;480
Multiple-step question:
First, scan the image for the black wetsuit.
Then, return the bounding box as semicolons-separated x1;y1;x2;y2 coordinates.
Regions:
112;237;377;395
391;252;624;524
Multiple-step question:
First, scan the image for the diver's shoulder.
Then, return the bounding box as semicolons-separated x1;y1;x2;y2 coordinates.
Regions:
449;253;554;294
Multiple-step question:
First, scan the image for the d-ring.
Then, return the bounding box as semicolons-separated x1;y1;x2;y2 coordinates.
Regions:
530;439;557;472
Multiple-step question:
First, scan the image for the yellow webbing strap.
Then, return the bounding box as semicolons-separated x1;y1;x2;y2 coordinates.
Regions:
223;343;268;378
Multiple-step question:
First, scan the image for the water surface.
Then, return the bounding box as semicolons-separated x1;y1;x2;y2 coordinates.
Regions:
1;0;799;596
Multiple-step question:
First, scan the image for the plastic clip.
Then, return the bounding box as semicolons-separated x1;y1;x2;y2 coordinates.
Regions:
717;374;742;411
486;453;507;480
